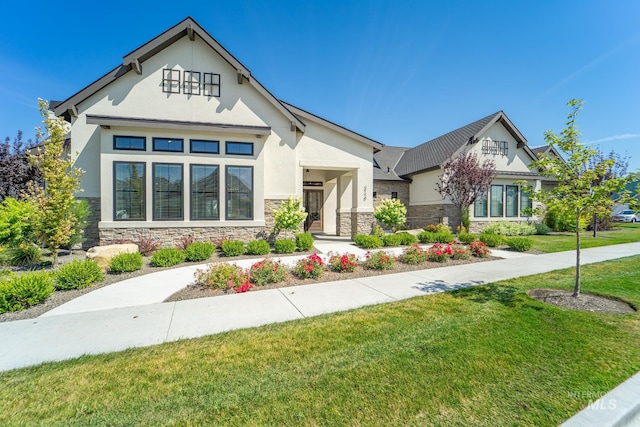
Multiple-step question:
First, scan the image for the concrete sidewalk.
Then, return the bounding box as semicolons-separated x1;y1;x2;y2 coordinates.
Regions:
0;242;638;373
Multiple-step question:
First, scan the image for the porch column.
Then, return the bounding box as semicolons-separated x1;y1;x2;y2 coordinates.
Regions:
336;173;353;237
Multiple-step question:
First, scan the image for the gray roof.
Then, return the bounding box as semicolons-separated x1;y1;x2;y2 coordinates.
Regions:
373;146;410;181
531;145;549;155
395;111;533;177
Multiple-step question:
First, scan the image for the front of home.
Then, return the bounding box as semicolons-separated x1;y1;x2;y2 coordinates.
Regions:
53;17;382;247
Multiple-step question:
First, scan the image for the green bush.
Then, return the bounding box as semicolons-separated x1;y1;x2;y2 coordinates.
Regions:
295;232;314;251
433;230;455;243
544;205;587;232
382;234;403;247
457;231;477;244
150;248;185;267
417;231;436;243
249;258;289;286
0;272;54;313
363;251;396;270
194;263;250;291
507;236;534;252
483;221;536;236
8;243;41;266
372;224;385;239
0;197;37;246
185;242;216;262
479;232;504;247
246;239;271;256
398;244;427;264
54;260;104;290
354;234;383;249
274;239;296;254
397;232;418;245
109;252;143;273
534;222;552;235
220;240;245;257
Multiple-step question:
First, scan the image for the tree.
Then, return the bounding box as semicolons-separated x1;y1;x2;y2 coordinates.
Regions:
0;131;42;202
273;196;308;239
26;99;84;266
374;198;407;232
524;99;637;297
436;152;497;231
587;149;630;236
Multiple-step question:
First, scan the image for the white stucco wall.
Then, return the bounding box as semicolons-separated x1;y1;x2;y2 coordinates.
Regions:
467;121;533;172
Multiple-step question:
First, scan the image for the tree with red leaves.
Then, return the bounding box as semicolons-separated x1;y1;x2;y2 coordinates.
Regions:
0;131;42;202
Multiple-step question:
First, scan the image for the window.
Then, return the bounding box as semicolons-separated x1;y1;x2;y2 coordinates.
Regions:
183;71;201;95
226;141;253;156
153;164;183;220
373;191;377;198
152;138;184;152
162;69;180;94
191;165;219;220
114;136;146;151
520;187;532;217
226;166;253;220
190;139;219;154
490;185;503;217
506;185;519;217
391;192;398;199
203;72;221;97
474;194;488;217
114;162;145;220
481;139;508;156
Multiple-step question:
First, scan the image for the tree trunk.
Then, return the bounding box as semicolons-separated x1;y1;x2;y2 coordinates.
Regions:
593;212;597;238
52;248;59;268
573;213;581;297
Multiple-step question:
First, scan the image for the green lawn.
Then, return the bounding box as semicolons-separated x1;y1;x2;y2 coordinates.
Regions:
529;222;640;253
1;257;639;426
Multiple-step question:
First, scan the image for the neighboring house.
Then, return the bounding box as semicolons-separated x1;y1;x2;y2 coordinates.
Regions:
374;111;551;232
52;17;382;247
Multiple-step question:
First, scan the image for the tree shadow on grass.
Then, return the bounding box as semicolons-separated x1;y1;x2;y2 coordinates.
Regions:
412;279;486;295
451;283;541;309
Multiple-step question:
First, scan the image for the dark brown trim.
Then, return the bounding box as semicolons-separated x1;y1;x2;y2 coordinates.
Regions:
113;135;146;151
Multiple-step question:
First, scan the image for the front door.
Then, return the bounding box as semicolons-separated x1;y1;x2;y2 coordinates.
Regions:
304;190;323;232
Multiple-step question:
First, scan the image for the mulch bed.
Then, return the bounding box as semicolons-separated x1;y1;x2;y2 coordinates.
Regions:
527;288;636;314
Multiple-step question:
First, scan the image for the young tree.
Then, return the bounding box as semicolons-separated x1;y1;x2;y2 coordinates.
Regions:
436;152;497;231
374;198;407;232
26;99;84;266
0;131;42;202
525;99;637;297
273;196;308;239
587;149;630;236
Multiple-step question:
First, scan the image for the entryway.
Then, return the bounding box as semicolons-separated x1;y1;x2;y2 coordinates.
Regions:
304;189;323;232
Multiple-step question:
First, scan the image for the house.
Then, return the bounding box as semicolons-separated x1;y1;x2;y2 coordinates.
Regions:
52;17;383;247
373;111;551;232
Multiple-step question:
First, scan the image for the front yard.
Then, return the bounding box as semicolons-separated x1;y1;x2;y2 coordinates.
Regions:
1;256;638;426
529;222;640;252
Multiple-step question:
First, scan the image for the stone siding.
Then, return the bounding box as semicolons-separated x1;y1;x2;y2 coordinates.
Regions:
352;212;375;236
336;211;351;237
406;203;459;232
80;197;101;249
99;226;267;247
373;180;410;208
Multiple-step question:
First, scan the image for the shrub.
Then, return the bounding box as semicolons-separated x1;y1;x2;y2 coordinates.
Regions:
293;254;324;279
544;205;587;232
470;241;490;258
220;240;245;257
8;243;41;266
397;232;418;245
382;233;403;247
374;198;407;231
328;253;359;273
450;243;471;260
457;231;477;244
109;252;143;273
194;263;251;292
177;235;196;251
479;232;503;247
372;224;385;239
249;258;288;286
424;224;449;233
417;231;435;243
0;272;54;313
354;234;383;249
274;239;296;254
0;197;37;246
0;269;14;280
54;260;104;290
534;222;552;235
399;244;427;264
295;232;314;251
363;250;396;270
433;230;455;243
483;221;536;236
507;236;534;252
246;239;271;256
137;237;160;256
150;248;185;267
273;196;307;239
426;243;452;263
185;241;216;262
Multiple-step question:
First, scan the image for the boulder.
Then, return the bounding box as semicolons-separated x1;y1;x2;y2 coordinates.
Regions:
86;244;139;270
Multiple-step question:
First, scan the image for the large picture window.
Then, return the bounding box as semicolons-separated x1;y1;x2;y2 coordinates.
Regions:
153;163;183;220
520;187;532;217
226;166;253;220
191;165;219;220
474;194;488;218
506;185;519;217
490;185;503;217
114;162;145;220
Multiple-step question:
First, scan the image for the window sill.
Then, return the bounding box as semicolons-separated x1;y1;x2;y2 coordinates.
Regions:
99;220;265;228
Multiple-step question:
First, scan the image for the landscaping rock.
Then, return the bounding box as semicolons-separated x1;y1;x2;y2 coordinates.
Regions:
86;244;139;270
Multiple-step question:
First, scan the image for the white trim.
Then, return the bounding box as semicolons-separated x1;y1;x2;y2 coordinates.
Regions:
299;160;360;170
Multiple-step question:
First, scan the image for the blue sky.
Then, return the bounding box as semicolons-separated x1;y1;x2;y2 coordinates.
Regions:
1;0;639;171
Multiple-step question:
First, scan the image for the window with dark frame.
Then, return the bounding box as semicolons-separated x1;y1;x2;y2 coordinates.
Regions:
162;69;181;94
474;194;488;217
226;141;254;156
481;139;508;156
191;165;219;220
203;72;221;97
190;139;219;154
226;166;253;220
114;136;146;151
152;138;184;152
391;191;398;199
490;185;504;217
520;187;533;217
183;71;201;95
153;163;183;220
114;162;146;220
506;185;519;217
